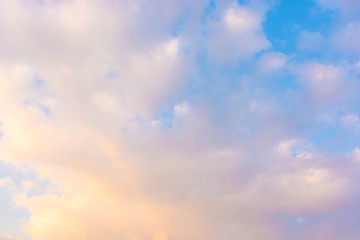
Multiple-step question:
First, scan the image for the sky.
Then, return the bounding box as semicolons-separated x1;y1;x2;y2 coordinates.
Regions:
1;0;360;239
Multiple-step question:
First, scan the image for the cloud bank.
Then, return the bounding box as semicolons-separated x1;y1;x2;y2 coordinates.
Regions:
0;0;360;239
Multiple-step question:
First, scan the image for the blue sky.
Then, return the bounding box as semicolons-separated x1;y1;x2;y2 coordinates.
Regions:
1;0;360;239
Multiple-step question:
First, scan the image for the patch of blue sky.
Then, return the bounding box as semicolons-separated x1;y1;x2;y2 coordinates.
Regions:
104;70;119;81
237;0;250;5
0;161;29;187
38;104;51;116
295;216;305;224
201;0;217;25
170;15;186;37
288;142;309;158
264;0;334;54
120;115;154;133
193;55;250;92
0;160;56;195
152;99;187;131
0;188;28;239
21;99;51;116
194;47;211;76
31;76;45;89
184;76;206;100
309;122;360;153
182;50;220;104
27;179;57;197
254;63;299;92
1;161;31;190
328;48;360;64
0;161;47;238
348;105;360;120
152;113;174;130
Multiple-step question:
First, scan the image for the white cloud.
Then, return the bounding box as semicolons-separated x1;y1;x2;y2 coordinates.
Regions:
276;139;299;156
0;0;358;240
256;51;288;74
224;6;262;33
207;3;270;62
332;22;360;55
293;63;348;103
352;148;360;162
173;101;190;116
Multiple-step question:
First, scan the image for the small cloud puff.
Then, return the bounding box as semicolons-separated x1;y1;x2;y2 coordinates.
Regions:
173;101;190;116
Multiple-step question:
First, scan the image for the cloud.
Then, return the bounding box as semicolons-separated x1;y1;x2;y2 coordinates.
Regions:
291;62;349;104
0;0;359;240
173;101;190;116
332;22;360;55
0;234;20;240
206;2;270;62
256;51;288;75
316;0;360;15
352;148;360;162
0;178;16;191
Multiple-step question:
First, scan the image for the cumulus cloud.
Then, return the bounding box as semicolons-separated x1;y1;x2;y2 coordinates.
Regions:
291;62;350;104
0;0;359;240
206;2;270;62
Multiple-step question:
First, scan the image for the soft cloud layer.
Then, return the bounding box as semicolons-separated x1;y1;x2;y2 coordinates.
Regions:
0;0;360;240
